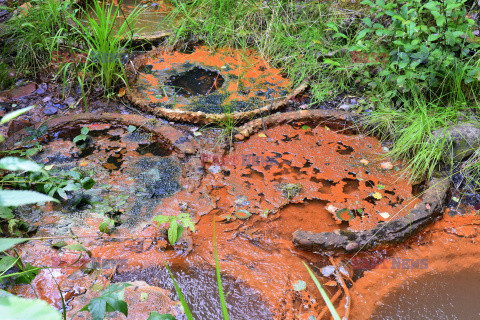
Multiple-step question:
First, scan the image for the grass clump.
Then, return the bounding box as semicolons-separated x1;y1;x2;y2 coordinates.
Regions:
69;0;144;94
0;0;74;75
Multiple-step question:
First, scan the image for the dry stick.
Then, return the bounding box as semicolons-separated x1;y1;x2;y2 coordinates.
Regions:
329;257;351;320
317;289;343;320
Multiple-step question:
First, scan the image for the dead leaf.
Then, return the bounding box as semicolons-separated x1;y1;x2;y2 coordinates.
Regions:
380;162;393;170
326;204;338;214
371;192;382;200
360;159;369;166
379;212;390;220
118;87;126;97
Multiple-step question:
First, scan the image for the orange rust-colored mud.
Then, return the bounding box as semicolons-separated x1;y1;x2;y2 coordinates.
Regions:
8;120;424;319
132;46;290;112
348;209;480;319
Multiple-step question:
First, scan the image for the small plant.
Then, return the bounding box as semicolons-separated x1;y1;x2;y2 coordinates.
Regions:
153;213;195;245
353;0;480;102
69;0;144;93
73;127;90;148
72;283;131;320
280;183;303;200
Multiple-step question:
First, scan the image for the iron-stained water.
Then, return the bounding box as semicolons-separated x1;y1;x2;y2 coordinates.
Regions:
371;271;480;319
112;266;273;320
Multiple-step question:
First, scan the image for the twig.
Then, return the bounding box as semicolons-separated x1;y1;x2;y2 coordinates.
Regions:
329;256;351;319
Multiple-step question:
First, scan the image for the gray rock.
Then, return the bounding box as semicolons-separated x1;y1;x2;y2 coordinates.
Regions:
43;106;58;115
208;165;222;174
430;123;480;162
36;83;47;95
339;104;353;111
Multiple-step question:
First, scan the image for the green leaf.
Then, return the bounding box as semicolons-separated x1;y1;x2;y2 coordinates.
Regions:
234;209;252;220
168;220;179;245
87;298;107;320
64;244;92;257
153;215;171;225
0;157;42;172
80;127;90;135
293;280;307;291
73;134;86;144
147;311;177;320
0;295;62;320
0;238;28;252
0;256;17;272
301;125;310;130
0;106;35;124
0;207;13;220
127;125;136;133
81;177;96;190
0;190;58;207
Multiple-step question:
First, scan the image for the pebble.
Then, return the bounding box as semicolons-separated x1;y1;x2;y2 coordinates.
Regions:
36;83;47;95
43;106;58;115
208;165;222;174
339;103;353;111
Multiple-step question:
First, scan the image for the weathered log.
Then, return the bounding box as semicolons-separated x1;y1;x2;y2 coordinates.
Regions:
292;176;450;252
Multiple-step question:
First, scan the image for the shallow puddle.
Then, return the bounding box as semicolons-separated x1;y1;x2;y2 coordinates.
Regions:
113;265;273;320
372;271;480;319
87;0;173;36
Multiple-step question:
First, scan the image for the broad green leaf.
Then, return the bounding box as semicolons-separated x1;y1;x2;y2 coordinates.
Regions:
73;134;86;144
0;157;42;172
87;298;107;320
127;125;136;133
0;295;62;320
81;177;96;190
0;190;58;207
168;220;178;245
0;106;35;124
0;207;13;220
153;215;171;225
0;238;28;252
0;256;17;272
80;127;89;135
147;311;177;320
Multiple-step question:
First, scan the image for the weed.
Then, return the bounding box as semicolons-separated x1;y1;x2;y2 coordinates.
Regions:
153;213;195;245
69;0;144;93
1;0;74;75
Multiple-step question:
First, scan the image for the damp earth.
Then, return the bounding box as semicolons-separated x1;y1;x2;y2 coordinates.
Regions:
1;6;480;318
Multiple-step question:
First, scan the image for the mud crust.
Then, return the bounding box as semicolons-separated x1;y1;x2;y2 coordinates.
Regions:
126;56;309;124
236;109;452;252
2;113;195;154
292;176;449;252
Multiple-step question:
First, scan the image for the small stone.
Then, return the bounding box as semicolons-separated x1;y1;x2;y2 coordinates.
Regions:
42;96;51;102
36;83;47;95
380;161;393;170
235;195;249;206
321;265;335;277
43;106;58;115
64;96;75;106
339;104;353;111
345;242;359;251
208;165;222;174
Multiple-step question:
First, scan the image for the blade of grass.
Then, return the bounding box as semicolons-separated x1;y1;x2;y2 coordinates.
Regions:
213;219;230;320
165;265;194;320
302;261;341;320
